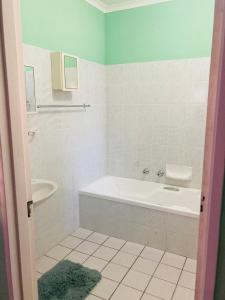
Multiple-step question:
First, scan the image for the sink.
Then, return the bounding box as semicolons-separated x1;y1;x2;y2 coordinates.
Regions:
32;179;58;204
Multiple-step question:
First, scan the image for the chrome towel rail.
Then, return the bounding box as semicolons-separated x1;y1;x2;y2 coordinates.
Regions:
37;104;91;109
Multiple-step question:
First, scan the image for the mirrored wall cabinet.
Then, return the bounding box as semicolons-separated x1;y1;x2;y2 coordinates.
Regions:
24;65;37;113
51;52;79;91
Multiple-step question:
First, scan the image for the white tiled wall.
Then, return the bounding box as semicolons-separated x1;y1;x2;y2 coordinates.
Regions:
25;44;209;257
106;58;210;188
23;44;107;257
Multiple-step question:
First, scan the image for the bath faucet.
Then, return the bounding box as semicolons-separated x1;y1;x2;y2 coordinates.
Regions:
143;168;150;175
157;170;165;177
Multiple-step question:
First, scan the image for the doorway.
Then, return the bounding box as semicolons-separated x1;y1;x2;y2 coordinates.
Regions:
0;0;225;300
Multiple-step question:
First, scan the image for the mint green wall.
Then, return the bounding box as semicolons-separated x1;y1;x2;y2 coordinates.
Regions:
21;0;105;64
106;0;215;64
21;0;214;65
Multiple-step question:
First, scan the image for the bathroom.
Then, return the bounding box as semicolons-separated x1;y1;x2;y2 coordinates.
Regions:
22;0;214;299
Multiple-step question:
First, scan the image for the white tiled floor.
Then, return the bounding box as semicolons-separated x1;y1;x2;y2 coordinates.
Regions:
37;228;197;300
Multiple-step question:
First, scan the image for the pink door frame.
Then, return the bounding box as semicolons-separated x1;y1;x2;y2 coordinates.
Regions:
0;0;37;299
196;0;225;299
0;145;13;299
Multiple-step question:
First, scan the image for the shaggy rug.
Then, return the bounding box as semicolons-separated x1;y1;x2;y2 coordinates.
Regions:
38;260;102;300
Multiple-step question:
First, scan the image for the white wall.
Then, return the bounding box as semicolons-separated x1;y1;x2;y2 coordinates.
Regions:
24;44;107;257
107;58;210;188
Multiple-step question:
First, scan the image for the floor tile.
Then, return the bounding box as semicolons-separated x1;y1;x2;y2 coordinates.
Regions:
76;241;99;255
103;237;126;250
146;277;176;300
141;294;161;300
121;241;144;256
112;251;137;268
86;295;102;300
184;259;197;273
92;277;118;299
154;264;181;284
102;262;128;282
172;286;195;300
65;250;88;264
132;257;158;276
40;230;194;300
72;227;93;239
161;252;186;269
178;271;196;290
93;246;118;261
83;256;108;272
111;285;142;300
122;269;151;291
46;245;71;260
87;232;109;244
60;236;83;249
141;247;164;263
36;256;57;274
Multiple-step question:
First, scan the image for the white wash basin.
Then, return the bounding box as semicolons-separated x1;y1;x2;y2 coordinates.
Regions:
32;179;58;204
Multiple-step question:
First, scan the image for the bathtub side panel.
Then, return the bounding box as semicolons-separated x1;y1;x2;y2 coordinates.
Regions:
79;194;199;258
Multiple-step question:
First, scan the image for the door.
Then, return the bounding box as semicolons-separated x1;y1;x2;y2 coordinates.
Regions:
0;0;37;299
196;0;225;299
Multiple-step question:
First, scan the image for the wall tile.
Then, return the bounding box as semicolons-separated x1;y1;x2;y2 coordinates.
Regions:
107;58;210;188
24;44;107;257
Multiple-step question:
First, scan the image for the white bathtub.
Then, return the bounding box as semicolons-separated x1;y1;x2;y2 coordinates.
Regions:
79;176;200;258
80;176;201;218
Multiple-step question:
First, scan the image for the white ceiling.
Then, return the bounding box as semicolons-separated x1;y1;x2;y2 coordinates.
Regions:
86;0;172;13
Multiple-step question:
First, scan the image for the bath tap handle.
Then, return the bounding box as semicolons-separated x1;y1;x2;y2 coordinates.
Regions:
157;170;165;177
143;168;150;175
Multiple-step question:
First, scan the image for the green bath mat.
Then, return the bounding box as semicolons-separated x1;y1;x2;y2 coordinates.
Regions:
38;260;102;300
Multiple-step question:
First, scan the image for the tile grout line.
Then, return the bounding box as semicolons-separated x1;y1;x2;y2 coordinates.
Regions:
170;257;187;300
89;235;125;299
41;249;195;285
69;231;110;265
140;249;166;299
107;243;159;300
45;231;117;264
90;241;145;298
99;240;145;299
120;259;163;299
45;231;103;269
37;255;60;274
80;231;127;299
59;235;84;250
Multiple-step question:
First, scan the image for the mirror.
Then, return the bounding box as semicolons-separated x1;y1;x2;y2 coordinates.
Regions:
64;55;78;89
24;66;37;113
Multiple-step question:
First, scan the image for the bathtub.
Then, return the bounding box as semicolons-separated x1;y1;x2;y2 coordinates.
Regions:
79;176;200;258
80;176;200;218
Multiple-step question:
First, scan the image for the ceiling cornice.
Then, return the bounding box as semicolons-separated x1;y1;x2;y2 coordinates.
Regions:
86;0;172;13
86;0;107;13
